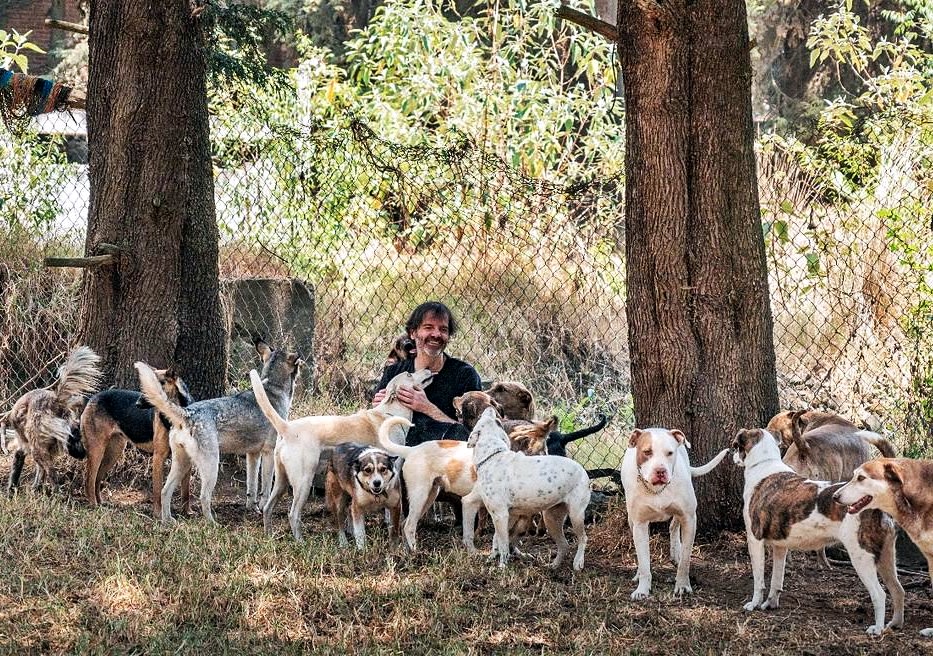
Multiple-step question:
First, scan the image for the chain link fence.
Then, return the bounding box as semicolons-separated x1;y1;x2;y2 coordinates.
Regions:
2;109;932;480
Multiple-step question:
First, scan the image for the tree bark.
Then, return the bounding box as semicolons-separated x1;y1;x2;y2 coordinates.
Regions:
79;0;226;399
619;0;778;531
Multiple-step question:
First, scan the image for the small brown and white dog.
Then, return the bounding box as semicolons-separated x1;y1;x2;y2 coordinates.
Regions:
250;367;433;541
732;428;904;636
620;428;730;599
834;458;933;637
324;442;402;550
767;409;896;480
461;407;591;570
6;346;102;494
376;415;477;551
75;368;193;517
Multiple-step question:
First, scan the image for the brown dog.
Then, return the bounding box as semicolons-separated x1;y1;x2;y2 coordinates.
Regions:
6;346;102;494
767;410;896;480
834;458;933;637
75;368;194;517
486;381;536;421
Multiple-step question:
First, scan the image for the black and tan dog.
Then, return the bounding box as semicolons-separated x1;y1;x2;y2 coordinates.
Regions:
6;346;102;494
72;367;193;518
384;333;416;368
325;443;402;550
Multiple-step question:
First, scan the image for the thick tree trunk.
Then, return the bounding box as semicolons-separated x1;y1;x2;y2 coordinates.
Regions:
619;0;778;531
79;1;226;399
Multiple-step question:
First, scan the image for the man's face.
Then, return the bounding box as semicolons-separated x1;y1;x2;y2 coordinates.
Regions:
410;311;450;358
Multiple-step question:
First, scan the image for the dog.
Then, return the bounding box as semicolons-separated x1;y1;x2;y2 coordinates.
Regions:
732;428;904;635
136;340;302;523
384;333;416;367
251;367;433;541
460;407;591;570
324;442;402;549
6;346;102;494
767;410;896;479
376;415;478;551
620;427;730;599
834;458;933;637
73;367;194;517
454;391;608;456
486;381;536;421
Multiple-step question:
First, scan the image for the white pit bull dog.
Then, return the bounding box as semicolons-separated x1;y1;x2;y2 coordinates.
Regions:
620;427;730;600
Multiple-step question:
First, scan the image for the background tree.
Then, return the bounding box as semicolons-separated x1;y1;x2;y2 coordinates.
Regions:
79;1;226;397
617;1;778;529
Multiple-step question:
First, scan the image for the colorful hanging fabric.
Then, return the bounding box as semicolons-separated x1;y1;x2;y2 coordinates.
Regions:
0;67;73;134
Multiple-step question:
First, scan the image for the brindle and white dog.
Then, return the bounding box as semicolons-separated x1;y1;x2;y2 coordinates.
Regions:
325;443;402;550
732;428;904;636
834;458;933;637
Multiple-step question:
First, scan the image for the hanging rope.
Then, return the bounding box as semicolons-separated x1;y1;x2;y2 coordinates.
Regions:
0;68;73;134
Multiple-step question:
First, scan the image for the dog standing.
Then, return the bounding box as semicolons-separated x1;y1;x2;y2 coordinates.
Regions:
834;458;933;637
324;442;402;549
6;346;101;494
74;368;193;517
376;415;478;551
767;409;896;479
136;340;302;523
620;428;730;599
461;407;591;570
250;367;433;541
732;428;903;636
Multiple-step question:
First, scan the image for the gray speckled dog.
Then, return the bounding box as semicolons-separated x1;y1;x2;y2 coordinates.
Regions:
136;340;302;523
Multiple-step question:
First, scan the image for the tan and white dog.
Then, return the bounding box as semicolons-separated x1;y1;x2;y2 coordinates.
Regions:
732;428;904;636
375;415;477;551
460;407;590;570
250;367;433;541
833;458;933;637
620;428;730;600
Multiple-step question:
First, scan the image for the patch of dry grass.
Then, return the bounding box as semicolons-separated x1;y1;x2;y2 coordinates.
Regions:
1;460;932;655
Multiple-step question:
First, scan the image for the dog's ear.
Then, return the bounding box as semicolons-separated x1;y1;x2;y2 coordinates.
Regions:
544;415;559;432
628;429;643;448
791;410;809;440
790;431;810;458
490;397;504;415
287;352;304;368
452;395;464;413
882;460;903;486
670;429;689;448
254;338;273;362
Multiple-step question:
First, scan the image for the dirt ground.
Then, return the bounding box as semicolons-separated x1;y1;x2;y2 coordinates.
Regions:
3;455;933;655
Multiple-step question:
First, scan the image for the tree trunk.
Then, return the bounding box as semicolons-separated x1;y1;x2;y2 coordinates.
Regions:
619;0;778;531
79;1;226;399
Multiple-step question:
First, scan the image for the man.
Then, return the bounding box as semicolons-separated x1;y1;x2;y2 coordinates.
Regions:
373;301;481;445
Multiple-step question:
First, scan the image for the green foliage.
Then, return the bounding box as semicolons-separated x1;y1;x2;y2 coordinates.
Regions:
0;28;44;74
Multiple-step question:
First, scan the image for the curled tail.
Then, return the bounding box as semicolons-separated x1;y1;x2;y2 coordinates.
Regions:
376;416;415;457
690;448;730;477
856;430;897;458
555;414;608;449
248;369;291;437
135;361;188;428
55;346;102;405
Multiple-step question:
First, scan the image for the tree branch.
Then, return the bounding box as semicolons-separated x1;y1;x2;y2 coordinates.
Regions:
44;19;89;35
555;6;619;43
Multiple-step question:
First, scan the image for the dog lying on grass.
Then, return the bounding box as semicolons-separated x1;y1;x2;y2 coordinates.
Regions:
732;428;903;636
325;442;402;550
461;407;590;570
6;346;101;494
834;457;933;637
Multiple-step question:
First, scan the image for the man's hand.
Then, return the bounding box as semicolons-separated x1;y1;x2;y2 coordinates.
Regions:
372;388;387;407
395;385;452;422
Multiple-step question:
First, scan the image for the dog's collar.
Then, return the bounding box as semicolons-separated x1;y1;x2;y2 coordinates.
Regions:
637;470;671;495
475;447;508;470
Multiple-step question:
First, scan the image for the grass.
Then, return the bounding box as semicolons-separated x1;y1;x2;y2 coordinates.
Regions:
1;460;932;655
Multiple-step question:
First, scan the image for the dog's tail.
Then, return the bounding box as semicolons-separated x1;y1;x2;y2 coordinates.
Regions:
690;448;731;477
54;346;102;406
553;414;608;449
376;416;415;457
248;369;291;437
856;430;897;458
135;361;188;428
66;423;86;459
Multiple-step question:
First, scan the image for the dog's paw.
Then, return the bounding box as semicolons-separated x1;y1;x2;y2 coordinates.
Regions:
919;627;933;637
865;624;883;637
742;601;759;612
673;582;693;597
760;597;780;610
630;588;650;601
